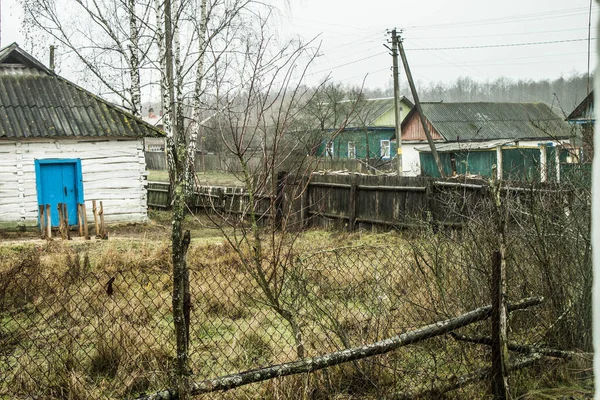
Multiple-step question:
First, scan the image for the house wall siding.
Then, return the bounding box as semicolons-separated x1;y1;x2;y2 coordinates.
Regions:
371;99;412;126
402;115;444;141
0;138;148;226
318;130;396;160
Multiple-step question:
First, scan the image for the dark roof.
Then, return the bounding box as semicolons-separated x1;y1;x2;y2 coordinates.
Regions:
566;90;594;121
397;102;571;141
0;43;163;139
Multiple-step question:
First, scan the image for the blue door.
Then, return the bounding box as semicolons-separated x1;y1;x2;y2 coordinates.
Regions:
35;159;83;227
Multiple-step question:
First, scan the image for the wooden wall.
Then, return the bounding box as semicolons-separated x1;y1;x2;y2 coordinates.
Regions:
0;138;148;226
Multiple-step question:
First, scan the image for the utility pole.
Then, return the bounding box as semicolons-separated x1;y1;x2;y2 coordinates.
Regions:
396;34;445;178
390;29;403;176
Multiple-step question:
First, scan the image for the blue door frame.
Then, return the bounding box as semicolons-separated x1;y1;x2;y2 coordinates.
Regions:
35;159;84;227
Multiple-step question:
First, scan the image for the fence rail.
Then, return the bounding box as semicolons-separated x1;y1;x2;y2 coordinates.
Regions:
147;174;496;229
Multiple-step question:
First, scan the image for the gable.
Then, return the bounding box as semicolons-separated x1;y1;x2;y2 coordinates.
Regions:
371;98;413;126
401;112;443;141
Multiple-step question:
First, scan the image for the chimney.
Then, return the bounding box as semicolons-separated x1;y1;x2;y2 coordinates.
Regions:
49;45;55;72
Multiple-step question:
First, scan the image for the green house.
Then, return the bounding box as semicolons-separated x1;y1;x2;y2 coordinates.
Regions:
315;97;414;161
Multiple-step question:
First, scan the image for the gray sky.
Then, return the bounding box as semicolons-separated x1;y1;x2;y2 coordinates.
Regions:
1;0;597;91
277;0;598;90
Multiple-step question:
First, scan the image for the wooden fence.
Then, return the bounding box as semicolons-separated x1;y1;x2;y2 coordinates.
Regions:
147;174;495;229
145;152;394;174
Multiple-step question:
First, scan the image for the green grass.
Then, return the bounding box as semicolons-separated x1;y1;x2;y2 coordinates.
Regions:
147;170;243;187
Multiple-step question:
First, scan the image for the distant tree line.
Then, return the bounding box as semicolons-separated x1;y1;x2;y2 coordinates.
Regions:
360;73;591;116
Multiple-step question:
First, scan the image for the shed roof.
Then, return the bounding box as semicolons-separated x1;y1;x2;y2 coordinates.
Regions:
415;139;514;153
566;90;593;121
0;43;164;140
396;102;571;141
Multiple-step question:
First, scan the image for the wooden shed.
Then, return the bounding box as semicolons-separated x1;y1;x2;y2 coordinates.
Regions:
0;43;164;229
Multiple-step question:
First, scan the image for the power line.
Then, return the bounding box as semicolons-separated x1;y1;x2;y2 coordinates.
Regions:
306;51;387;77
410;27;590;40
405;6;598;31
407;38;596;51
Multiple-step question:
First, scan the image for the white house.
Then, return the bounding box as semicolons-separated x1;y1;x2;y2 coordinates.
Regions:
0;43;164;228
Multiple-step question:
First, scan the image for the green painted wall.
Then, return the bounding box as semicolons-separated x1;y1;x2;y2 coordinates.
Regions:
319;129;396;160
419;150;496;178
420;146;572;181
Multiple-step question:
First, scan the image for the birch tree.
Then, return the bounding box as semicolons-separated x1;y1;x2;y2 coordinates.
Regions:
21;0;153;116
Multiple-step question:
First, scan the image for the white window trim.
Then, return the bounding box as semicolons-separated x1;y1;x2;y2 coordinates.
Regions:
381;140;391;159
326;141;334;157
348;142;356;159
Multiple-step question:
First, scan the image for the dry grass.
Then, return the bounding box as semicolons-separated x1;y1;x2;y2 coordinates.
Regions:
0;215;593;399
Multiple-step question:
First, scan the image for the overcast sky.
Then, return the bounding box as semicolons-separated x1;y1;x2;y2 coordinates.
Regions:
277;0;598;90
1;0;597;91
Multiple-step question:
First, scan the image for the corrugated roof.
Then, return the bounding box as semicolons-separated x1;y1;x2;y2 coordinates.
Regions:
402;102;571;142
415;139;514;153
0;43;163;139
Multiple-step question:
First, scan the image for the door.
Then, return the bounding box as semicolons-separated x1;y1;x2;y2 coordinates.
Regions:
35;159;83;227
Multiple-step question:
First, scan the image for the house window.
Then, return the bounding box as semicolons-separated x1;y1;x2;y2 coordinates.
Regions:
380;140;391;159
348;142;356;159
325;141;334;157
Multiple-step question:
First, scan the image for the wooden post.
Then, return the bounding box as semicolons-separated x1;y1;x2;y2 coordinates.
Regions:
348;175;358;231
99;201;107;239
396;35;445;178
426;179;436;228
82;203;90;240
275;171;287;230
491;250;509;399
39;205;45;238
540;144;548;183
496;145;503;181
300;179;310;229
45;204;52;239
57;203;65;240
63;203;71;240
390;29;403;176
77;204;84;237
92;200;100;237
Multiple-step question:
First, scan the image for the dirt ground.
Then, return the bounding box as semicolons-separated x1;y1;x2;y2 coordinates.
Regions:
0;210;226;246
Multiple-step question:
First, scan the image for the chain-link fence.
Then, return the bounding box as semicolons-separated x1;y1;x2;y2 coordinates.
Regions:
1;175;593;399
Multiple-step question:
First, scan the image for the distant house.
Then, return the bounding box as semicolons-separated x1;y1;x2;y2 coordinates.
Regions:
0;43;164;228
315;97;413;167
392;102;574;179
566;91;593;162
142;107;167;152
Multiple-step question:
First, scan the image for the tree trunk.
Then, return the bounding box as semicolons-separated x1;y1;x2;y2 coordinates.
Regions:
128;0;141;117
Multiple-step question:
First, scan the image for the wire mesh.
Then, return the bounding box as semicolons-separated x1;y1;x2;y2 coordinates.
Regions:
0;175;592;399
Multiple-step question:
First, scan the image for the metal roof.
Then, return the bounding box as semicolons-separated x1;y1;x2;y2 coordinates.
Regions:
0;43;164;140
401;102;572;142
415;139;514;153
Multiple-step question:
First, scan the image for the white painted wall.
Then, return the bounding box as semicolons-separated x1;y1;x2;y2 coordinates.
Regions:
400;143;423;177
0;138;148;226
